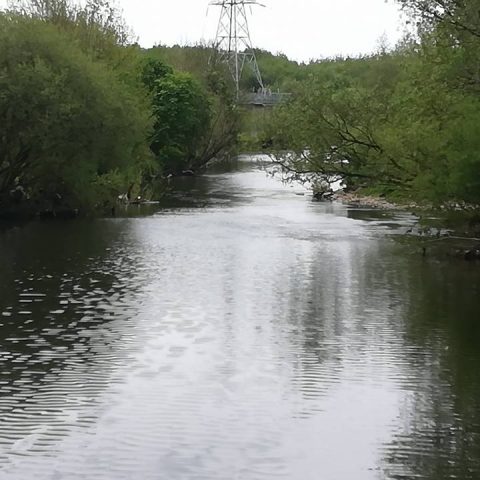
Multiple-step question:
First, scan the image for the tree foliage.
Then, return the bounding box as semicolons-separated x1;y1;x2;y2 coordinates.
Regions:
144;46;241;173
0;12;151;213
142;59;212;174
397;0;480;38
0;1;239;217
261;0;480;205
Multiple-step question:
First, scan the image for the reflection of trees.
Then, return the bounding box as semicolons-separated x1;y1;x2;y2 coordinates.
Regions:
288;237;411;400
380;256;480;479
242;228;415;414
247;225;480;478
161;156;268;210
0;220;145;461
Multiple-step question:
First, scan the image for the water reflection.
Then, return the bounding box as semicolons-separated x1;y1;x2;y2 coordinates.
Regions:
0;220;148;467
380;258;480;479
0;156;479;479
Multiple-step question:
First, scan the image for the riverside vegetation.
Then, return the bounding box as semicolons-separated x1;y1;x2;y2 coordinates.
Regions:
260;1;480;215
0;0;239;218
1;0;480;228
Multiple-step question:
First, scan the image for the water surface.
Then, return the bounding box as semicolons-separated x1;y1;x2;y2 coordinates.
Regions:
1;156;480;480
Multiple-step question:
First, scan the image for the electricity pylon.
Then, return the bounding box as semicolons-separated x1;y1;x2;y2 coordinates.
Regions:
210;0;264;96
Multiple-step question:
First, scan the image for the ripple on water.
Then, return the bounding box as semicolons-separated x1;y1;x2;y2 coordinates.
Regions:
1;161;480;479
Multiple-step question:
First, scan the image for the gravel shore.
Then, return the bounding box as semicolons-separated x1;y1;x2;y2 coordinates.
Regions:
331;191;414;210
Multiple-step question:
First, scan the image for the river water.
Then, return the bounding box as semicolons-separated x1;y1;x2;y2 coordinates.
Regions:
1;156;480;480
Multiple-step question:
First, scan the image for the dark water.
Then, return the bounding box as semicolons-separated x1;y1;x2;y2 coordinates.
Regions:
1;156;480;480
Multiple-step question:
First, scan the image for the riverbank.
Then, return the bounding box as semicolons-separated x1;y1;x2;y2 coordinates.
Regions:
332;191;412;210
328;189;480;261
332;191;480;229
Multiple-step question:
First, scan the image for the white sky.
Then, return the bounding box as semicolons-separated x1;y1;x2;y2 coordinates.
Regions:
1;0;406;61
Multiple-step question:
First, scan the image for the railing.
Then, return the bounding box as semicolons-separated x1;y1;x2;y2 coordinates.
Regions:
239;92;291;107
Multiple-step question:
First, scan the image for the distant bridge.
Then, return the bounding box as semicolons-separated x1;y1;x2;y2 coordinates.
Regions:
239;92;291;107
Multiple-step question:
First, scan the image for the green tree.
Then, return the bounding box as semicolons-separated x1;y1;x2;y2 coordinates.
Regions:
141;59;212;174
0;13;151;214
262;6;480;206
142;51;241;175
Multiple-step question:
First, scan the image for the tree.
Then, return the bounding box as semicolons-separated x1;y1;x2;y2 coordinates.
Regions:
0;13;152;214
141;50;242;175
264;44;480;204
397;0;480;38
141;59;212;174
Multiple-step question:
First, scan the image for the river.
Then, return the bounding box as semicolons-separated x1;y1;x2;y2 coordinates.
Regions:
1;155;480;480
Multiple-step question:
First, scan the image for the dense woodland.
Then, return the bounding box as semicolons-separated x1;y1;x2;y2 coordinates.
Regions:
0;0;239;217
0;0;479;218
263;0;480;207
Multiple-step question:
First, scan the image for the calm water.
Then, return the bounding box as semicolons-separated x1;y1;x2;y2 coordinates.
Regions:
1;156;480;480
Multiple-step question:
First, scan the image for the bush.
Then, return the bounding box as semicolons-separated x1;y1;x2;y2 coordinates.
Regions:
0;14;152;213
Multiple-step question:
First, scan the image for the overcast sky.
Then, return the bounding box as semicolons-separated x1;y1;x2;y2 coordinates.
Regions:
1;0;406;61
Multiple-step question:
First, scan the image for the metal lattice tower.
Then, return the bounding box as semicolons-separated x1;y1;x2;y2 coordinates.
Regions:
210;0;264;96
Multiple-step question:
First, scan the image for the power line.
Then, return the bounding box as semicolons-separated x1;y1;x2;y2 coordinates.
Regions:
210;0;264;96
